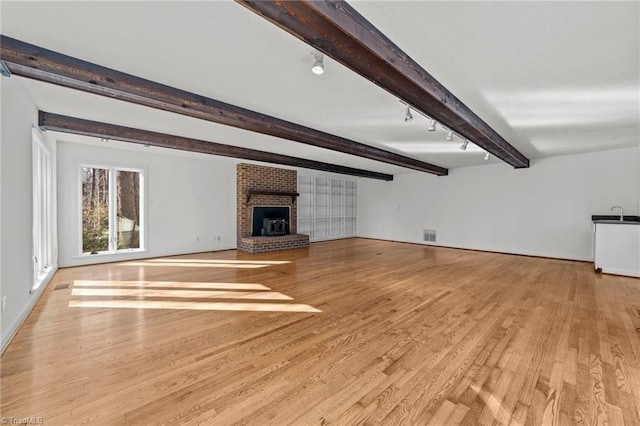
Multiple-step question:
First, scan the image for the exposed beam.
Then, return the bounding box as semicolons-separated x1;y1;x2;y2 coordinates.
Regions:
1;35;447;176
38;111;394;181
236;0;530;169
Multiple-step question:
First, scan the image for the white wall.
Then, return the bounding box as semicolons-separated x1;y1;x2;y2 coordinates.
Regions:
358;147;639;261
1;77;58;349
57;141;237;266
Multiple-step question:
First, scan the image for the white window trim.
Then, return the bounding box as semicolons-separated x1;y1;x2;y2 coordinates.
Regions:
75;161;148;259
32;128;54;292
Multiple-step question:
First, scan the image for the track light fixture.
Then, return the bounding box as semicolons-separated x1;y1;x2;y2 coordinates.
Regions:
484;151;491;160
397;100;471;152
404;106;413;122
311;50;324;75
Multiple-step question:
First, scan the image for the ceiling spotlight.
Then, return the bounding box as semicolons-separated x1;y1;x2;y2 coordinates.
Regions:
311;50;324;75
446;130;453;141
404;106;413;122
484;151;491;160
428;119;437;132
460;140;468;151
100;138;109;142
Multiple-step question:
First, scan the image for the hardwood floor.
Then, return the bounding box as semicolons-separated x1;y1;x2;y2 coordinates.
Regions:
2;238;640;425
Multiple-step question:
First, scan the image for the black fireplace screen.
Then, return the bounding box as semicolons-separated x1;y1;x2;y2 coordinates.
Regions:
252;206;290;236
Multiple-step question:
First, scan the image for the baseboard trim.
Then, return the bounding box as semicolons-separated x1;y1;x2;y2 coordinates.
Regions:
354;236;593;263
58;245;238;268
600;267;640;278
1;265;58;355
309;235;356;243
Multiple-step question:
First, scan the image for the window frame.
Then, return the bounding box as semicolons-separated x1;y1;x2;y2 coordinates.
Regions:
32;128;54;291
76;161;147;258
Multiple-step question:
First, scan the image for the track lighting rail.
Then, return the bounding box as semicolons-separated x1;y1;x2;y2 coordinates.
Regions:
237;0;530;169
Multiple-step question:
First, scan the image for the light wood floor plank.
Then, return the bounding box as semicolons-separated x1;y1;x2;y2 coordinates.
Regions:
2;238;640;425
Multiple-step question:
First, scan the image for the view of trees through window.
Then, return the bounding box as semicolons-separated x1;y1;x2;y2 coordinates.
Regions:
116;170;140;250
82;167;109;253
81;166;141;254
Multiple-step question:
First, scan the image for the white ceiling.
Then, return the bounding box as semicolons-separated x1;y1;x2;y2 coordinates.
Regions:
1;0;638;176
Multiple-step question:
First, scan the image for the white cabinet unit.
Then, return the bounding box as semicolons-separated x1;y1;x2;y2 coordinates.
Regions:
594;222;640;278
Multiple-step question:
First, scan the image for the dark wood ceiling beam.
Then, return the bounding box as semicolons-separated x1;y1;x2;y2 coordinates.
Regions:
38;111;394;181
1;35;447;176
236;0;529;169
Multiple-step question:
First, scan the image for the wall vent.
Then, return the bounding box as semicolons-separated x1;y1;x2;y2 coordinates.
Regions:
423;229;437;242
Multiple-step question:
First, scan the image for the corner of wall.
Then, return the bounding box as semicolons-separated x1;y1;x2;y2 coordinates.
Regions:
0;267;56;353
357;148;638;261
0;76;46;350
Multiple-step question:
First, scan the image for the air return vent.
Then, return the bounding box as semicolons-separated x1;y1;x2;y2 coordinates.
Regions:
423;229;437;242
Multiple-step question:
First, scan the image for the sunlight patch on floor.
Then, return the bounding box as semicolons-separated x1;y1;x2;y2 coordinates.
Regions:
69;299;321;312
71;288;294;300
73;280;271;290
124;262;269;269
145;259;291;265
68;279;320;313
471;384;511;424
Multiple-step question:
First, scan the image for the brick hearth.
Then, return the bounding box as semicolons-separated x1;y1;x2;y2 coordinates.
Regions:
236;163;310;253
238;234;310;254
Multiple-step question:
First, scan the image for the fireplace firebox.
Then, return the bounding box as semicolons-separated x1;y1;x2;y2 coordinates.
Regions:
252;206;290;237
263;218;286;236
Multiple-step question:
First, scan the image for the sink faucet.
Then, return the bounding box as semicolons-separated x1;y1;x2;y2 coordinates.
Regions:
611;205;623;221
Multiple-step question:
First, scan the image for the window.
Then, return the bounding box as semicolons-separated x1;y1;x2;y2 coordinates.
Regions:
32;129;53;290
297;175;356;241
80;164;145;255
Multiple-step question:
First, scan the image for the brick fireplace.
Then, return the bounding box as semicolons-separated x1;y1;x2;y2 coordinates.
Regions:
236;163;310;253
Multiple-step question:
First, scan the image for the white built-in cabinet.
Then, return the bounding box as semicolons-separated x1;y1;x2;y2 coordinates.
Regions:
297;176;356;241
594;222;640;277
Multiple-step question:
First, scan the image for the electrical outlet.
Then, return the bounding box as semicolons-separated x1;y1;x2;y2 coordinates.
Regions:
2;296;7;313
